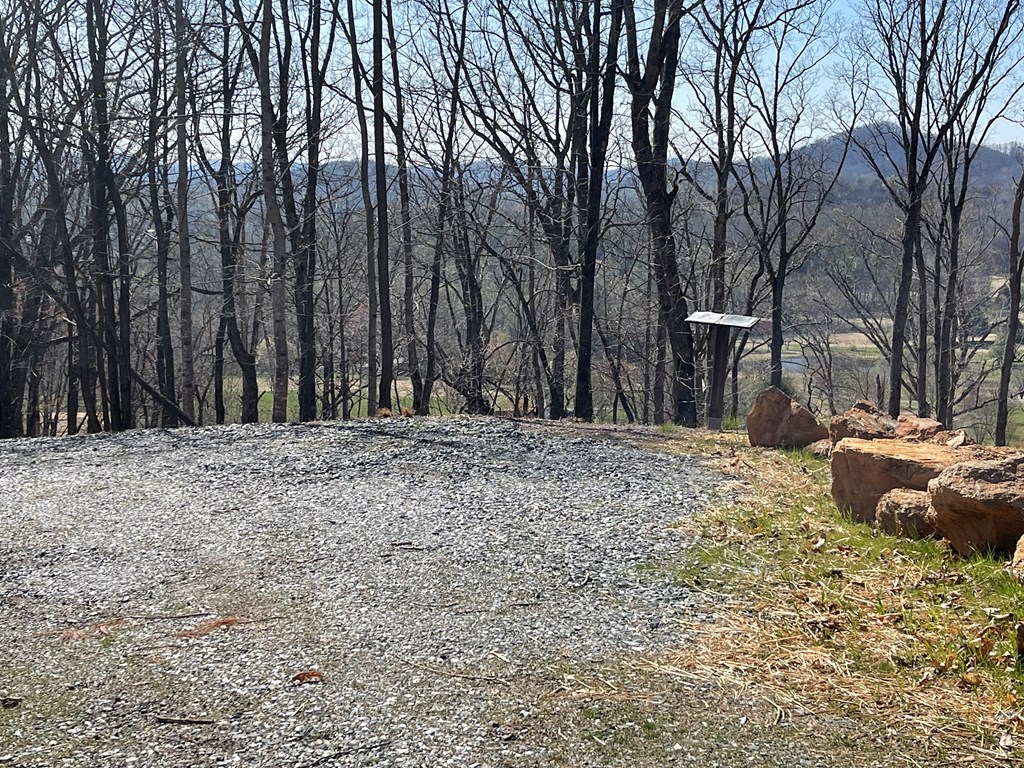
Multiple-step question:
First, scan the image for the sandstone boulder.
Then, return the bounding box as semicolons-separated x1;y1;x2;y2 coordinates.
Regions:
831;438;966;523
928;455;1024;556
746;387;828;448
829;401;897;445
875;488;935;539
808;439;832;459
895;414;944;442
933;429;975;447
1011;535;1024;580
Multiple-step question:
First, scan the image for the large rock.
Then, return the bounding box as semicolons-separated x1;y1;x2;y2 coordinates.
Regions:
875;488;936;539
1011;535;1024;580
808;439;832;459
829;401;897;445
933;429;975;447
746;387;828;448
895;414;944;442
831;438;967;523
928;455;1024;556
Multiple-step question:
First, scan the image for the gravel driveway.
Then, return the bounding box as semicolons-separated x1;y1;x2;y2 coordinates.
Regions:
0;417;718;767
2;417;938;768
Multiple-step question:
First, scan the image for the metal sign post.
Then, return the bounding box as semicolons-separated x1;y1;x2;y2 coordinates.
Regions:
685;311;761;430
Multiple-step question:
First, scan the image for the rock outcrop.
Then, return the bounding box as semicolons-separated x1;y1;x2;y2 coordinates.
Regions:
827;418;1024;566
746;387;828;449
874;488;935;539
830;438;966;523
894;414;945;442
1011;535;1024;580
933;429;975;448
829;401;898;445
928;455;1024;556
808;439;832;459
827;401;976;449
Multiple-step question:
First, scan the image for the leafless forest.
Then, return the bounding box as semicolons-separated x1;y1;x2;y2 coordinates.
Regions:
2;0;1024;441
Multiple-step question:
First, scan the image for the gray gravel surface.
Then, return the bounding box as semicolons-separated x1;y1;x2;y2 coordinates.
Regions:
0;418;921;767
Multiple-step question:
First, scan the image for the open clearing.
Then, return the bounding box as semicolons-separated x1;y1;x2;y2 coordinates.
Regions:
0;418;961;767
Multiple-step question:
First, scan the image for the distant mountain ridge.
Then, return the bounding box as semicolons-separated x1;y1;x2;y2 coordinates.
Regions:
831;124;1022;188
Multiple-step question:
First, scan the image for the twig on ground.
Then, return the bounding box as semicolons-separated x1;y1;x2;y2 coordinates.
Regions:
175;615;286;638
302;741;392;767
390;541;425;551
411;601;459;609
154;715;215;725
393;655;511;686
568;573;592;589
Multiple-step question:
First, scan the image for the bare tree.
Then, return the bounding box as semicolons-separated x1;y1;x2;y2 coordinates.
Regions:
853;0;1022;417
623;0;698;426
733;0;851;390
195;0;261;422
373;0;394;412
677;0;788;426
340;0;377;417
997;168;1024;444
927;2;1024;426
571;0;623;420
295;0;338;421
460;0;597;419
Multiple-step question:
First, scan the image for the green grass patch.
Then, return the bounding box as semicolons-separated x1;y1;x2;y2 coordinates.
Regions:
675;446;1024;688
647;431;1024;757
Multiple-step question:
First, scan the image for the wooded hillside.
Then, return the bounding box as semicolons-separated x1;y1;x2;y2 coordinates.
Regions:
2;0;1024;441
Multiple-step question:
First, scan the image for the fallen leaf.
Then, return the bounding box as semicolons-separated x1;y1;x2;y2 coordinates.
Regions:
961;671;982;688
291;670;323;685
176;616;241;639
983;609;1014;623
53;618;128;643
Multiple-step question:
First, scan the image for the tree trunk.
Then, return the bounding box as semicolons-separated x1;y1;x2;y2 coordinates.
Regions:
888;198;921;417
453;182;490;415
653;308;666;425
66;332;79;435
86;0;124;432
386;0;421;415
997;174;1024;446
707;173;730;428
214;315;226;424
573;0;621;420
259;0;289;422
344;0;376;418
147;2;177;426
623;0;696;427
212;4;258;423
294;0;333;422
373;0;393;412
0;52;18;438
337;264;351;419
175;0;194;424
111;188;133;428
914;239;929;417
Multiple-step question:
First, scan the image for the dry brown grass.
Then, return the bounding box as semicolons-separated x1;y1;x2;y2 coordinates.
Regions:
528;420;1024;764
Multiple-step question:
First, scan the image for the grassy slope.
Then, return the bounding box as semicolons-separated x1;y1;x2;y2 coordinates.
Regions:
530;422;1024;766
